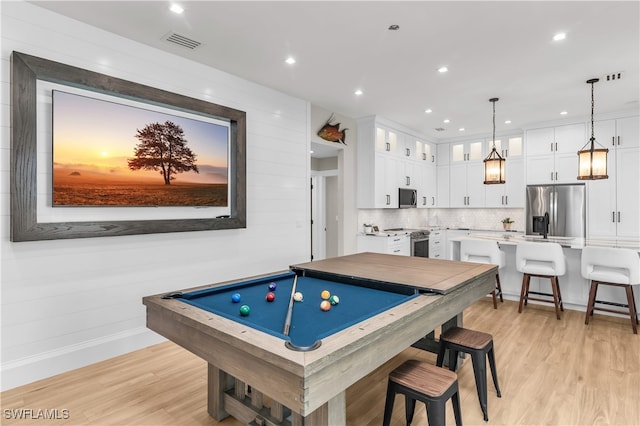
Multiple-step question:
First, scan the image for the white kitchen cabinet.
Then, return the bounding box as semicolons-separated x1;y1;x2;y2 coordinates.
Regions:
437;143;450;165
357;234;410;256
418;165;437;208
525;123;586;184
428;229;443;258
449;162;485;207
451;140;484;163
489;136;523;159
484;158;525;208
357;116;437;209
436;165;449;208
587;116;640;240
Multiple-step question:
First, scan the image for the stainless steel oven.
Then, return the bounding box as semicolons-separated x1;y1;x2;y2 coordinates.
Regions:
410;230;430;257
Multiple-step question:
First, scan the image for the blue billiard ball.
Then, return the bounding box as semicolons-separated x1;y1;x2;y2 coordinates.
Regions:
268;282;277;291
231;293;241;303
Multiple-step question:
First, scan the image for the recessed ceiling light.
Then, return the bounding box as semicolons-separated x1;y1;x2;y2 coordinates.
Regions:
560;111;568;115
438;66;448;73
553;32;566;41
458;128;465;132
285;57;296;65
504;120;512;124
424;109;432;114
170;4;184;14
443;119;450;123
354;89;363;96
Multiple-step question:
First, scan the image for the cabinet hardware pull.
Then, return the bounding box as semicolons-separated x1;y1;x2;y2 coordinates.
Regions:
423;196;426;205
555;142;558;151
386;142;390;151
432;155;435;163
506;149;509;157
612;136;616;146
406;148;410;156
432;196;435;205
501;195;504;205
386;194;390;205
551;171;554;180
618;211;621;222
422;153;426;160
555;172;558;180
505;195;508;205
617;136;621;146
406;176;410;186
612;211;616;222
550;142;553;152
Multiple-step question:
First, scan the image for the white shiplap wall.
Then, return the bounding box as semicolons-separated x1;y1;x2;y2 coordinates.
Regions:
0;1;310;391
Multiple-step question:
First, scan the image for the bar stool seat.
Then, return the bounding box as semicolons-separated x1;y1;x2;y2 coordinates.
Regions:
581;246;640;334
436;327;501;422
516;241;566;320
383;360;462;426
460;239;505;309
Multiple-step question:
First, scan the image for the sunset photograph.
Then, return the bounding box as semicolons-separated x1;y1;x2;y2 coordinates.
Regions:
52;89;229;207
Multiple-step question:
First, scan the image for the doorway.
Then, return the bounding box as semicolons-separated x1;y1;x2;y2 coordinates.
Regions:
311;171;338;261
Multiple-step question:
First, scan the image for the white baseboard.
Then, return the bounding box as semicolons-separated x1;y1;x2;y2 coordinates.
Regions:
1;327;166;392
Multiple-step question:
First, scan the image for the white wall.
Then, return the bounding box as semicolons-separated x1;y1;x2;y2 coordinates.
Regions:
0;1;310;390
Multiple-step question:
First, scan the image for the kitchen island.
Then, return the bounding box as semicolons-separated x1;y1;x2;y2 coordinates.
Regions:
448;233;640;313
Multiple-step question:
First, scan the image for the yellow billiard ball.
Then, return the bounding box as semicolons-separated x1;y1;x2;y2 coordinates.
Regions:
321;290;331;300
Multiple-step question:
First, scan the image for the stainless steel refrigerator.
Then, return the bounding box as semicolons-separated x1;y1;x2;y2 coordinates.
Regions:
525;184;586;238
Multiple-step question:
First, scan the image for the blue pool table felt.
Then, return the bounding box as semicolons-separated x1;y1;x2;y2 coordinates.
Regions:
179;272;419;349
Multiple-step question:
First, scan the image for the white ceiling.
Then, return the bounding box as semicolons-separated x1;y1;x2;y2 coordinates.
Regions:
32;1;639;145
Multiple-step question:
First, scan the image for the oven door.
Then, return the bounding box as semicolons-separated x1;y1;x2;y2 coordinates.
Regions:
411;237;429;257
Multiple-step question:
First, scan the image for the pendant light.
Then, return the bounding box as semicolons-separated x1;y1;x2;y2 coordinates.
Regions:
484;97;505;184
577;78;608;180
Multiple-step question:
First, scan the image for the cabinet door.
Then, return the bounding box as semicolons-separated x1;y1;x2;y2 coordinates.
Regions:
617;116;640;149
554;152;579;183
436;165;450;207
484;182;505;208
437;143;450;165
376;127;399;154
615;147;640;239
374;154;399;208
526;127;555;156
554;123;586;154
526;155;554;184
587;151;617;239
449;163;467;207
504;158;525;207
466;162;485;207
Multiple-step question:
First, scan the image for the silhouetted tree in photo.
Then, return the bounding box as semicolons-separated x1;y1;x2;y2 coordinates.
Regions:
128;121;199;185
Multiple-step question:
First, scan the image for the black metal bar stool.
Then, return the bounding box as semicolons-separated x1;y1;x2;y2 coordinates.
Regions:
436;327;501;422
383;359;462;426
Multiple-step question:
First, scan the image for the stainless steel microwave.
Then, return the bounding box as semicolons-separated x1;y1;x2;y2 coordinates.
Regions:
398;188;417;208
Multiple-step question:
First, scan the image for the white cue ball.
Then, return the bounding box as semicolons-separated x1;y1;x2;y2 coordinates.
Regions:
293;291;303;302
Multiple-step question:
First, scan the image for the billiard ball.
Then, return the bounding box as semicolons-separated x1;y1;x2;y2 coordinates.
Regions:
320;300;331;311
268;282;277;291
329;295;340;305
231;293;241;303
266;292;276;302
239;305;250;316
293;292;304;302
321;290;331;300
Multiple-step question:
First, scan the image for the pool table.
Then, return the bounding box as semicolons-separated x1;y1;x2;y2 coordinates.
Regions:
143;252;496;425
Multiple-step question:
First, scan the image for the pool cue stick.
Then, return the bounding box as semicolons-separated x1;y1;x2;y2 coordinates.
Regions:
283;275;298;336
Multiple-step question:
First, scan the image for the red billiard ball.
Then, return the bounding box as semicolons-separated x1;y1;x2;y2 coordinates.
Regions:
266;292;276;302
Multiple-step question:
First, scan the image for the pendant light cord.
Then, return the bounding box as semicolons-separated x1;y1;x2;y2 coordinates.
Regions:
590;80;595;143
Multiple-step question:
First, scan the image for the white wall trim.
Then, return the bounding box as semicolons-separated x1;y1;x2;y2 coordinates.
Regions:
1;327;165;391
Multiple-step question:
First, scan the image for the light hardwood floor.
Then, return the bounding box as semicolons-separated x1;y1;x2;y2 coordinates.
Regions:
2;298;639;425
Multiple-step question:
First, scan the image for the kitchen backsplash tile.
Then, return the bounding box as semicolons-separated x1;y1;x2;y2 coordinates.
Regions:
357;208;525;233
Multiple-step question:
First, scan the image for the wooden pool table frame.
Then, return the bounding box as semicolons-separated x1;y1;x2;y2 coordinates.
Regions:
143;253;496;425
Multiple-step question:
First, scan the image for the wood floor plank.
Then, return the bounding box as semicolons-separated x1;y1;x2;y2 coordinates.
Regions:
2;299;638;425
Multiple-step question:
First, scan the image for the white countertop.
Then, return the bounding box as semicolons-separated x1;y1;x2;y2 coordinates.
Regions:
449;232;640;251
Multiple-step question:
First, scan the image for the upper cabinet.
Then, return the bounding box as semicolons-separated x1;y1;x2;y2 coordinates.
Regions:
357;116;437;209
450;140;484;163
525;123;586;184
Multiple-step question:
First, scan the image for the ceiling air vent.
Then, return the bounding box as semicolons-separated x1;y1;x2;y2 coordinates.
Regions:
164;32;201;50
434;127;446;132
604;72;623;81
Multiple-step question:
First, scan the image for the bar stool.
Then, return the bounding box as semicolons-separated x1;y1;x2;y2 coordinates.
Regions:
460;239;505;309
383;359;462;426
436;327;501;422
581;246;640;334
515;241;566;320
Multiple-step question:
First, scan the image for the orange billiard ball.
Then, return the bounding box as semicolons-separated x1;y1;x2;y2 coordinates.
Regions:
320;300;331;311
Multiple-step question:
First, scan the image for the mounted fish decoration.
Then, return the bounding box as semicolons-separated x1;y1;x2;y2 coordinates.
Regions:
317;113;348;144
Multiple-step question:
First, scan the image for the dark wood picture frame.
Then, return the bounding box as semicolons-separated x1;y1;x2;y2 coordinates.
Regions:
10;51;246;242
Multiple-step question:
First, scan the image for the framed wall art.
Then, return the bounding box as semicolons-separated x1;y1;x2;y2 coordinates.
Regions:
10;51;246;242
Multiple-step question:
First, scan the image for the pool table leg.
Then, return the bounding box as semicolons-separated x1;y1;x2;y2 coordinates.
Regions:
207;363;233;420
293;391;345;426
